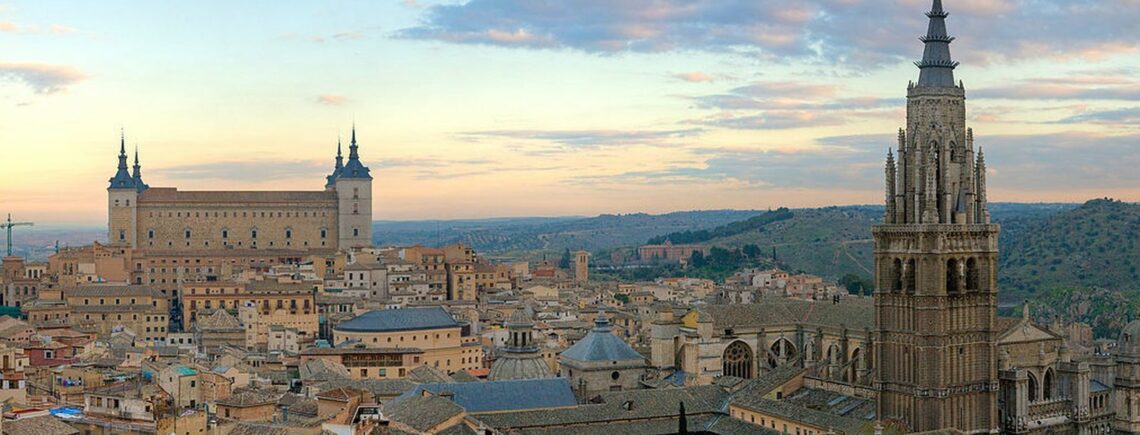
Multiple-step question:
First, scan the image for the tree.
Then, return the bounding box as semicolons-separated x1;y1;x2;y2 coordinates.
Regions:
742;244;761;258
838;273;873;296
614;293;630;304
559;248;571;269
678;401;688;434
689;251;706;268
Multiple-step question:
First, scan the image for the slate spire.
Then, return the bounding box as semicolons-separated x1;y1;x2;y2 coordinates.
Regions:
349;123;359;160
336;123;372;180
131;145;148;192
915;0;958;87
108;129;136;189
336;137;344;170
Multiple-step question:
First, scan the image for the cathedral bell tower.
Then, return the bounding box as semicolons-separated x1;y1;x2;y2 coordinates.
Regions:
873;0;999;432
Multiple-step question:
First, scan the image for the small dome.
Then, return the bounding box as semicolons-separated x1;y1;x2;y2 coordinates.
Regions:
1119;320;1140;356
506;309;533;327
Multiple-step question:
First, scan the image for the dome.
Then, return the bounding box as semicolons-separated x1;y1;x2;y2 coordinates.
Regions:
1119;320;1140;356
488;353;553;381
506;308;533;327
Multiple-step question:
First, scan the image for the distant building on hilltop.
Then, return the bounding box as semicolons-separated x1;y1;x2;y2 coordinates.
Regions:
106;127;373;252
637;241;709;263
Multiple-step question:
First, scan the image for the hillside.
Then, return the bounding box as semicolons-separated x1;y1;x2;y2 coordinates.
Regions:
678;203;1080;287
1000;199;1140;302
372;210;760;256
702;206;881;280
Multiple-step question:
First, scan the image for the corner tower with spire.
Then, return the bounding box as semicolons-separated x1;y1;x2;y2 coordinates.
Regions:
332;125;373;249
874;0;1000;432
108;130;140;246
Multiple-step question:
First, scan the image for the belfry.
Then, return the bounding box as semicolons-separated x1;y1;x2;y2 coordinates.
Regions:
873;0;1000;431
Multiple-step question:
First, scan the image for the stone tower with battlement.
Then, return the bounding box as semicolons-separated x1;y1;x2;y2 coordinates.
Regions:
873;0;999;432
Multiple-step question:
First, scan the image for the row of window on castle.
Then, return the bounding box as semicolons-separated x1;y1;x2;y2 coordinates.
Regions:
120;228;360;247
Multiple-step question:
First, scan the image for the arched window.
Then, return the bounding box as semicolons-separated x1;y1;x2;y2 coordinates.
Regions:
767;338;797;369
965;258;979;291
320;228;327;239
905;259;916;293
184;228;192;239
147;229;155;239
892;258;903;292
1028;371;1039;402
848;348;862;383
1043;368;1054;400
353;228;360;237
251;228;258;239
722;341;753;379
285;228;292;239
947;259;961;294
221;228;229;239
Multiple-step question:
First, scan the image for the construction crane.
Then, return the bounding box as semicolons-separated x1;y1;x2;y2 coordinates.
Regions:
1;214;34;256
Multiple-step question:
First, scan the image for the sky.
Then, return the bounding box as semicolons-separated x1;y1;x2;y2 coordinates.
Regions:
1;0;1138;224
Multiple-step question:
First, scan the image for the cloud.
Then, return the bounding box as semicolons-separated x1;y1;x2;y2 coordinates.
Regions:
571;135;886;189
281;28;377;44
984;132;1140;190
691;111;845;130
460;128;703;155
685;80;900;130
332;31;363;40
316;94;348;106
675;72;715;83
157;160;329;181
0;62;88;94
0;20;78;34
1056;107;1140;126
400;0;1139;68
973;73;1140;101
49;24;76;34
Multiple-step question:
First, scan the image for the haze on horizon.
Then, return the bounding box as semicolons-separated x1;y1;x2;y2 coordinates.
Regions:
2;0;1138;225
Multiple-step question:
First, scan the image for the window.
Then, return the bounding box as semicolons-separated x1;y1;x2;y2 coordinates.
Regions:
184;228;192;239
222;229;229;239
285;229;292;239
353;228;360;237
320;228;327;239
119;230;126;241
147;229;154;239
251;229;258;239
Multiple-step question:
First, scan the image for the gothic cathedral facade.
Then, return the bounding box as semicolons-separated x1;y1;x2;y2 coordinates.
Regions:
874;0;999;432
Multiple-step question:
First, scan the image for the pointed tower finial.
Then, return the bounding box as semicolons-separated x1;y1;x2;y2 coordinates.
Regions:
348;123;360;160
915;0;958;87
109;129;135;189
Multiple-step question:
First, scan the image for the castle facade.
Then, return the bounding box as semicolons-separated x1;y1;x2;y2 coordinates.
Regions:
107;129;373;253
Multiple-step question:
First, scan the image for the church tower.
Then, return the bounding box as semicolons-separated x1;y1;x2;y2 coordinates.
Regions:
108;131;139;247
333;126;373;249
1115;321;1140;433
873;0;999;432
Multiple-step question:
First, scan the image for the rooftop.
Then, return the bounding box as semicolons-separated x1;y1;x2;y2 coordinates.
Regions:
394;378;577;414
560;311;644;363
334;307;460;333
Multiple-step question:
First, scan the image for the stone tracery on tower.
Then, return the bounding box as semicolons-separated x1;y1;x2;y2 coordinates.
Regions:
873;0;1000;431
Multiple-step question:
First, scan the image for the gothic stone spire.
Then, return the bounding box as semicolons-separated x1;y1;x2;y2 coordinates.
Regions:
916;0;958;87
